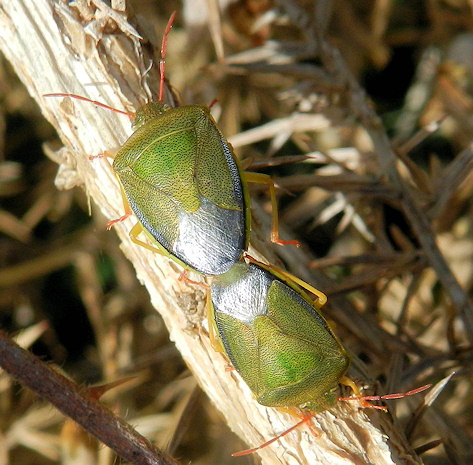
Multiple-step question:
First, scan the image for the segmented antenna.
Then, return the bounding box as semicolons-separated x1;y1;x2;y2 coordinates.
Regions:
159;11;176;104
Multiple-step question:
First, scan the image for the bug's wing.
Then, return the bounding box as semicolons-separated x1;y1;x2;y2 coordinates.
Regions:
267;281;340;349
113;116;202;251
194;112;245;212
252;281;349;408
173;197;246;275
252;316;326;407
215;312;262;395
119;165;182;250
126;128;201;212
212;263;270;394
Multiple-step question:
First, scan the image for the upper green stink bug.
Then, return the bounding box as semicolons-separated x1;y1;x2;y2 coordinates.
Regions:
45;12;298;276
208;260;431;456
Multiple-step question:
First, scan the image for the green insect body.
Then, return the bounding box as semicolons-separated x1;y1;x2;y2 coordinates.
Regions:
113;103;250;276
209;261;350;413
46;12;299;277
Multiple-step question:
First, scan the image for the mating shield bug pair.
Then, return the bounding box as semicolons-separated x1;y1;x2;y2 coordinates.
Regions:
45;11;430;457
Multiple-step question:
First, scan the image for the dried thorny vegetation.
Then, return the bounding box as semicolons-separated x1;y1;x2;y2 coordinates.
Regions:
0;0;473;464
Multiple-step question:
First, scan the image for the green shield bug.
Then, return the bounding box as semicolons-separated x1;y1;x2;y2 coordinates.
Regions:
208;259;431;456
45;12;298;276
209;260;349;411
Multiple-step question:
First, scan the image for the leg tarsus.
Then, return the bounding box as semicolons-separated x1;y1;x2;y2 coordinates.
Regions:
271;234;301;247
178;270;206;288
107;212;131;230
89;150;116;161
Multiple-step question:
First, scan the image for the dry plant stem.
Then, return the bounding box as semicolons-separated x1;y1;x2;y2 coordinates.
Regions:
275;0;473;343
0;331;182;465
0;1;425;464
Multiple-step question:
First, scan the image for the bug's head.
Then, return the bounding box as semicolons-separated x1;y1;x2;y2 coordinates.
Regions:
302;388;339;413
132;102;169;129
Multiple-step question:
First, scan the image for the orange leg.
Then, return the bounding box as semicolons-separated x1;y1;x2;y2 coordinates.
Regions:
232;408;317;457
245;254;327;308
106;183;133;230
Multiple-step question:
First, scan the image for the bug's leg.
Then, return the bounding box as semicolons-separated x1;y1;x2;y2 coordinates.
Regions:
179;273;232;368
244;172;300;247
89;149;135;228
338;376;376;409
87;146;131;228
178;269;202;286
125;222;167;256
106;184;133;229
89;150;117;161
239;157;254;170
206;292;227;354
245;255;327;308
178;271;223;345
232;411;315;457
206;295;234;372
89;149;130;228
276;407;321;437
276;269;327;308
178;272;227;356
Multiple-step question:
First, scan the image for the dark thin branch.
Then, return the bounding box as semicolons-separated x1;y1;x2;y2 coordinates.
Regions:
0;331;182;465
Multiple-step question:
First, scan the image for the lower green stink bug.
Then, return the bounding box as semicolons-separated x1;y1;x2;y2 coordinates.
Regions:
45;12;297;277
209;260;348;411
208;260;431;456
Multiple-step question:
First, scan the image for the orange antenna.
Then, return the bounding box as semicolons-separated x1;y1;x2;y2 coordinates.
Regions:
159;11;177;104
338;383;432;406
43;93;134;119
